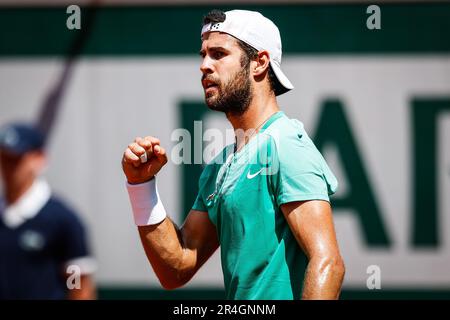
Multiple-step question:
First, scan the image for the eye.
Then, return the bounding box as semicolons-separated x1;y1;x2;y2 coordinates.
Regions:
213;51;225;59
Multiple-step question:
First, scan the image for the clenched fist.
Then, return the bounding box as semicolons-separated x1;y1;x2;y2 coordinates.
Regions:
122;136;168;184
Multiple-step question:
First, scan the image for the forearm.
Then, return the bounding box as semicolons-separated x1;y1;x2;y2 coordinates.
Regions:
138;218;195;289
301;256;345;300
123;137;215;288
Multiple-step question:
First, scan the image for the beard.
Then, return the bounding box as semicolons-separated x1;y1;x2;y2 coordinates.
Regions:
203;66;253;116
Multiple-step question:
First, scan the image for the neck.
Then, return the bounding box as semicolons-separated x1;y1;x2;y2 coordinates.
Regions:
226;92;279;150
227;92;279;131
4;178;35;206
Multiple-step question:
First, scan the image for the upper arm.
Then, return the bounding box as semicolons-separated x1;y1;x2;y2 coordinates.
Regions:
180;209;219;274
280;200;341;260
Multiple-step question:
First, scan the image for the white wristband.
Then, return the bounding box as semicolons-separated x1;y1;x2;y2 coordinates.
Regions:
126;178;167;226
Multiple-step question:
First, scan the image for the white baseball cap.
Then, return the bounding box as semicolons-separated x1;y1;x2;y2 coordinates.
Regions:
201;10;294;96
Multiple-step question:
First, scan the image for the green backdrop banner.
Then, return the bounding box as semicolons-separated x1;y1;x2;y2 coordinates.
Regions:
0;4;450;56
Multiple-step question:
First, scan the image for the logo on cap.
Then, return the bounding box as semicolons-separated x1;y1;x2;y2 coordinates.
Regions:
2;129;19;148
202;22;221;34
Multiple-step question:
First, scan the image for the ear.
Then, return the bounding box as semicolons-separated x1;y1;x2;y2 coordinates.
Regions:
252;50;271;77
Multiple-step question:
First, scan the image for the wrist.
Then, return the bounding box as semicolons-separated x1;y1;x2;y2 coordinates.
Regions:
127;175;155;185
126;177;167;226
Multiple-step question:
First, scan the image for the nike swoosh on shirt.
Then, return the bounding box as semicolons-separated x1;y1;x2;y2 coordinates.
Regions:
247;168;263;179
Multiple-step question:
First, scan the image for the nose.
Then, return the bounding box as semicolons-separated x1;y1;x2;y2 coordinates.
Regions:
200;55;214;75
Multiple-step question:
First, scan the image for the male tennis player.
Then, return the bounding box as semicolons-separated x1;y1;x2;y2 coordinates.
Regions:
122;9;345;300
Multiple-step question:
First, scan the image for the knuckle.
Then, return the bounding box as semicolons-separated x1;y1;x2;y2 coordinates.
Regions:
139;140;151;148
130;143;143;153
126;149;138;160
146;136;160;144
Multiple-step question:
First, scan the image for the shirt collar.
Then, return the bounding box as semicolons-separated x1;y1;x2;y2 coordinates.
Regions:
1;179;51;229
260;111;285;133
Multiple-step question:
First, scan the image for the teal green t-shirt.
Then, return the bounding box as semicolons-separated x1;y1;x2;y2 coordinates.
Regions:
192;111;338;300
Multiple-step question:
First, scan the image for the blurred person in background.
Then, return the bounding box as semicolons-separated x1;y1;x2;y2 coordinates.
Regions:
0;123;96;300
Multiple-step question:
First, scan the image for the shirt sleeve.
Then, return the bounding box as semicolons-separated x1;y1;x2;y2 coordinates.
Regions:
269;129;338;206
192;192;207;212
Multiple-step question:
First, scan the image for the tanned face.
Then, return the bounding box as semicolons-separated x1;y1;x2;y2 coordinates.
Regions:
199;32;253;116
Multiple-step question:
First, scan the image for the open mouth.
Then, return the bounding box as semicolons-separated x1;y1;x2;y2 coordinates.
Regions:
203;79;218;90
205;85;218;91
